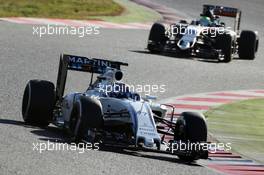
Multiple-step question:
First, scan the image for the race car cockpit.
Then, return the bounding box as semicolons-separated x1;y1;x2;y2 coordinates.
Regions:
92;68;140;100
199;8;223;27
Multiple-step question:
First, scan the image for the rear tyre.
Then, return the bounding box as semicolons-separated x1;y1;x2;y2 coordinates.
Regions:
238;30;258;60
72;96;103;142
216;34;233;63
22;80;55;127
174;112;207;161
147;23;167;53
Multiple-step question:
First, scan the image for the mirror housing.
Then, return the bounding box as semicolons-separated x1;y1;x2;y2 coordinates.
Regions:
145;95;157;101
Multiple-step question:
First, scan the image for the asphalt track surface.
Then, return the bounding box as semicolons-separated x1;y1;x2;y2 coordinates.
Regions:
0;0;263;174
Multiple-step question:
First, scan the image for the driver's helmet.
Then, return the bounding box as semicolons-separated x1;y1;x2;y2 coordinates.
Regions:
108;82;131;98
199;16;211;26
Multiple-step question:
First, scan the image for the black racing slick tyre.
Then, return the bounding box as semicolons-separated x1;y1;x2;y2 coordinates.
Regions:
175;112;207;143
147;23;167;53
174;112;207;161
216;34;233;63
22;80;55;127
72;96;103;142
238;30;258;60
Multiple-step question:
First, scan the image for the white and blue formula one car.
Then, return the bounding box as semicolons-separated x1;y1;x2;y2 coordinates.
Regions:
147;4;259;63
22;54;208;161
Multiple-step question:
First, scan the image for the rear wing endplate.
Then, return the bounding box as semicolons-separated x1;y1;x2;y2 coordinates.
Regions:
203;4;242;32
203;4;240;18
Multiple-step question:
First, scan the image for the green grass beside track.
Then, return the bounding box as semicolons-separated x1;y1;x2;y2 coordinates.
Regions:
205;98;264;163
94;0;161;23
0;0;161;23
0;0;124;19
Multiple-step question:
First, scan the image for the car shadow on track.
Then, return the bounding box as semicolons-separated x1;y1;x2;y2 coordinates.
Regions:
99;145;201;166
0;118;49;129
0;118;202;166
130;50;245;63
0;118;69;143
31;126;68;142
0;118;26;126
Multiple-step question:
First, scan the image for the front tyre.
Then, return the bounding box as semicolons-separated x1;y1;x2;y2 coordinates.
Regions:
174;112;207;161
22;80;55;127
216;34;233;63
72;96;103;142
238;30;258;60
147;23;167;53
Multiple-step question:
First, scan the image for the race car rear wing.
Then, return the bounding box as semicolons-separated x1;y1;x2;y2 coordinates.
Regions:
55;54;128;102
202;4;242;32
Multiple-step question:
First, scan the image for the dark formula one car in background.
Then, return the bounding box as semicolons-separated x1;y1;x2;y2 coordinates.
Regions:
22;54;208;161
147;4;259;62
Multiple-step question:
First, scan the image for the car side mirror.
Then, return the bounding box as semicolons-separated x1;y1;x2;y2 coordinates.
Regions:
145;95;157;101
220;22;225;27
